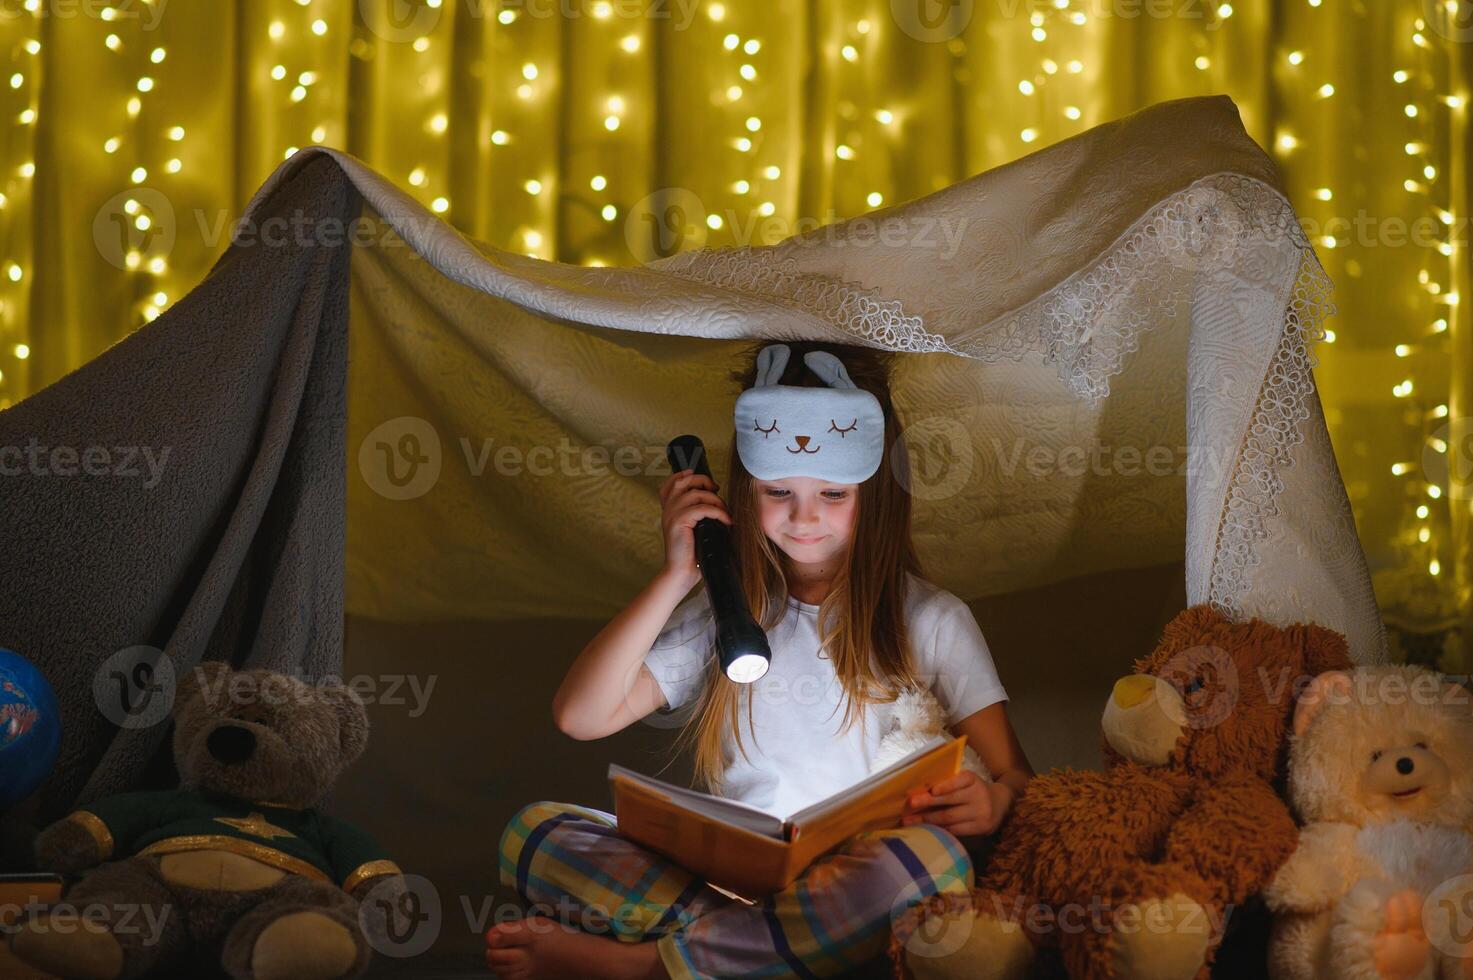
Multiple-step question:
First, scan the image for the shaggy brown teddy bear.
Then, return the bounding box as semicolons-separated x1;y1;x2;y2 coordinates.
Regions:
890;604;1354;980
8;662;403;980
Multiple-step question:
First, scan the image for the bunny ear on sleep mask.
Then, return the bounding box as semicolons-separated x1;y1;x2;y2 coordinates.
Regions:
733;344;885;483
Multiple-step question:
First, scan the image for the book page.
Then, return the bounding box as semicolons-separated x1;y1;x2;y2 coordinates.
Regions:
607;764;785;838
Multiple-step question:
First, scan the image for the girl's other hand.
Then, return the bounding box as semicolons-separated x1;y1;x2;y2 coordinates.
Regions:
659;468;731;590
899;770;1015;838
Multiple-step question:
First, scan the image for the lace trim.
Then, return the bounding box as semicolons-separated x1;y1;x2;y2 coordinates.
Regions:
947;172;1319;400
650;244;958;355
1207;246;1335;620
653;171;1337;628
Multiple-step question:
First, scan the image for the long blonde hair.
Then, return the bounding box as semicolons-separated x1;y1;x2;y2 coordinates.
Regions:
678;340;925;791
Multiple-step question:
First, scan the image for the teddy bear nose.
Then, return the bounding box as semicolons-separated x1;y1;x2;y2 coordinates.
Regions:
795;435;810;448
1112;675;1156;709
207;724;256;764
1396;756;1415;775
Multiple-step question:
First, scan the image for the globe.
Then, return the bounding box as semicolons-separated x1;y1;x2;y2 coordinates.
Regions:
0;648;61;809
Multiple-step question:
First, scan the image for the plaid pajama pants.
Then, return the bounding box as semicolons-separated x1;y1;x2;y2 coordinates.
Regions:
497;801;975;980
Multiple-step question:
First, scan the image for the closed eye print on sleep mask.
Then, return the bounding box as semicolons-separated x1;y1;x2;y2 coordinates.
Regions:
733;344;885;483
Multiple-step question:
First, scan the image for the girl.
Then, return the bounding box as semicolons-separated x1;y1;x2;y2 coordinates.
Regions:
487;340;1034;980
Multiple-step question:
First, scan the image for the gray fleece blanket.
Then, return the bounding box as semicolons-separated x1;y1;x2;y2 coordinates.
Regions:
0;154;358;867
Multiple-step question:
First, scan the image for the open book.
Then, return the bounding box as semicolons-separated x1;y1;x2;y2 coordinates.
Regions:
609;735;965;897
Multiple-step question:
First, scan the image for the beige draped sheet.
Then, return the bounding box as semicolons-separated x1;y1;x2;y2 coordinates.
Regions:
236;93;1386;664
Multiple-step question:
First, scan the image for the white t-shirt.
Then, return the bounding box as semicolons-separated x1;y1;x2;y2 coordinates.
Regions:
642;571;1008;819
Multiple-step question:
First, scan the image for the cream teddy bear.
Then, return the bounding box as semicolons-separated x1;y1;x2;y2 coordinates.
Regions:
1265;665;1473;980
870;685;991;782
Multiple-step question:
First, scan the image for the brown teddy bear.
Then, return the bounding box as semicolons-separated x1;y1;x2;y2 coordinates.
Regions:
7;662;404;980
1264;664;1473;980
889;604;1354;980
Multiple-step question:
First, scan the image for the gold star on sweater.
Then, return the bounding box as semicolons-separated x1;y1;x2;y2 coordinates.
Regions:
214;812;296;840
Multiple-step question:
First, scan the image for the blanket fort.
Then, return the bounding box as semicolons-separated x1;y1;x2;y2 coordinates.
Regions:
0;94;1386;855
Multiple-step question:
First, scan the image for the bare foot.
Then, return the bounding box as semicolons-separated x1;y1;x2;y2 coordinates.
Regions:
484;917;665;980
1372;889;1429;980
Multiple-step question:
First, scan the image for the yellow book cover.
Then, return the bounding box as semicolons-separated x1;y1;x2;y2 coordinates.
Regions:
609;735;965;898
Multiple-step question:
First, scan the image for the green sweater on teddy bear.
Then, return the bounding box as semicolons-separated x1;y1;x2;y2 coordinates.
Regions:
69;787;394;892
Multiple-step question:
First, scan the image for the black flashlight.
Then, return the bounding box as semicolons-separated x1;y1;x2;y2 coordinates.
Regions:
666;436;772;683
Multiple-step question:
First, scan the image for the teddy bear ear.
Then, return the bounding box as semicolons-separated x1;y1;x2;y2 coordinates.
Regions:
1140;604;1229;672
1293;670;1353;737
1297;623;1353;677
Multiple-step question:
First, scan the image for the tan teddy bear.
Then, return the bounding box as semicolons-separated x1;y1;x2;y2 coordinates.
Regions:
1264;665;1473;980
8;662;404;980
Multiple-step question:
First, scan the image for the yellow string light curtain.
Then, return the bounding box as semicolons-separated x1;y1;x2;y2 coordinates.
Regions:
0;0;1467;665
